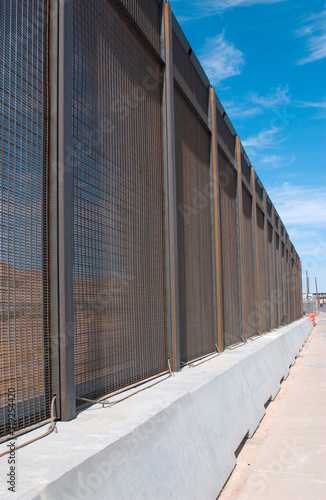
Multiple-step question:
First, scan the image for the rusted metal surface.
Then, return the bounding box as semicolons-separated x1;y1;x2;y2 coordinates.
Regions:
162;1;180;372
236;137;246;340
209;88;223;351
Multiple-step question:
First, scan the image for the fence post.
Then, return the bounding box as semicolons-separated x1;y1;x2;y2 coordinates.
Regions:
162;2;180;371
264;190;272;329
57;0;76;420
49;0;60;416
209;88;223;351
271;206;278;327
251;167;261;334
235;136;246;340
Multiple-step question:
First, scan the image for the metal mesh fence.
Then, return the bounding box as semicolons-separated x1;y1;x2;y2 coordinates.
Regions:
72;0;167;404
267;222;277;329
256;207;269;333
216;109;235;163
0;0;304;435
218;152;241;347
172;30;208;125
242;186;257;338
0;0;51;438
174;87;215;363
281;241;288;322
118;0;163;54
241;156;251;186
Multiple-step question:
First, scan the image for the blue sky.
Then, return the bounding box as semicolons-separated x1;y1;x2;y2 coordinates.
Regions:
170;0;326;292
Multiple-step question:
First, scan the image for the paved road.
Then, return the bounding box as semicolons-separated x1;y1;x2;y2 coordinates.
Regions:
220;311;326;500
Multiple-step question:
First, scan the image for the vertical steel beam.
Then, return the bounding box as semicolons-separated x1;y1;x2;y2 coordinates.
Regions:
161;2;180;371
49;0;60;416
278;226;284;322
251;167;261;334
235;136;246;340
300;260;303;317
271;206;278;326
209;87;223;351
57;0;75;420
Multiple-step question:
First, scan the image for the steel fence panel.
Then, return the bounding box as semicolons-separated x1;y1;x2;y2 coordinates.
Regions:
281;241;288;322
256;207;269;333
218;153;241;346
174;87;215;362
216;110;235;163
118;0;163;54
172;31;208;125
242;186;257;338
0;0;51;438
72;0;167;404
267;222;277;329
274;232;281;326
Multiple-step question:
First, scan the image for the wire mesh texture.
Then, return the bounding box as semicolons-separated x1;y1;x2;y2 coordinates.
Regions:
256;206;269;333
72;0;167;404
274;231;281;326
172;28;208;126
267;222;277;329
218;151;242;347
174;87;215;363
0;0;51;438
117;0;163;54
216;108;235;163
241;184;257;338
0;0;304;435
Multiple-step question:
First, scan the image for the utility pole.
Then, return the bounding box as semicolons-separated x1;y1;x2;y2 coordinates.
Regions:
306;270;309;303
315;277;320;314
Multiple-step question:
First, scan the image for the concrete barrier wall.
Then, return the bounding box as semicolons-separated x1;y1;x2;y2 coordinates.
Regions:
0;318;312;500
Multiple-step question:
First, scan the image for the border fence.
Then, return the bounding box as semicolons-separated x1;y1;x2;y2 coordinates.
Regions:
0;0;302;440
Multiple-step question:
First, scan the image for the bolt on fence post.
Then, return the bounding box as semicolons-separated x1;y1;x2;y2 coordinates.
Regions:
251;167;261;334
209;87;223;352
57;0;76;420
161;1;180;371
235;136;246;340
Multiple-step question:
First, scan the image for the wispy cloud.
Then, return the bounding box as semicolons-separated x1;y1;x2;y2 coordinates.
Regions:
268;183;326;228
296;6;326;65
267;182;326;285
242;125;281;149
200;32;245;82
256;154;295;169
296;100;326;109
222;100;263;119
221;85;292;125
197;0;286;14
248;85;291;108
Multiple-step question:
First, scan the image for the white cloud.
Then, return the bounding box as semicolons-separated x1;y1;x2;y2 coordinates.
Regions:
296;7;326;65
198;0;286;13
256;153;295;169
296;100;326;109
248;85;291;108
200;32;245;83
223;100;263;119
242;125;280;149
267;183;326;289
267;183;326;228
